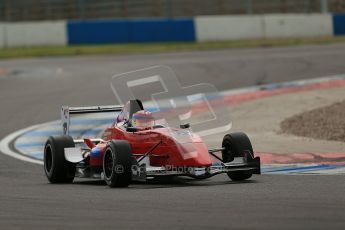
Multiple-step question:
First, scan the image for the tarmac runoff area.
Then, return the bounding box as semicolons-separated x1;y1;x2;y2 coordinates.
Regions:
1;74;345;174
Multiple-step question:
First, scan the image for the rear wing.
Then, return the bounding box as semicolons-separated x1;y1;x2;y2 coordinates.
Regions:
61;105;123;135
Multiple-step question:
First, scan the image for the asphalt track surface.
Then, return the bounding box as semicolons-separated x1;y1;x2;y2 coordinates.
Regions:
1;44;345;229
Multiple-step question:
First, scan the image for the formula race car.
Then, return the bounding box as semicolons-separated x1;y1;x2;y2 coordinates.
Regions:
44;99;260;187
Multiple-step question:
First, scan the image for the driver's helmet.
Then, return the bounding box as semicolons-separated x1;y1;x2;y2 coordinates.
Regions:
132;110;155;130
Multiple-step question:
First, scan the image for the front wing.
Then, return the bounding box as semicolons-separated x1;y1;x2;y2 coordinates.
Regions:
132;156;260;181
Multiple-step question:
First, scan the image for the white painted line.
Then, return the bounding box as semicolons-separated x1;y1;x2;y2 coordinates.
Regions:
0;122;55;165
0;117;113;165
298;167;345;175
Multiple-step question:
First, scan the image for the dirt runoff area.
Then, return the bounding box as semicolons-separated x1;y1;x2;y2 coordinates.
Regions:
281;100;345;142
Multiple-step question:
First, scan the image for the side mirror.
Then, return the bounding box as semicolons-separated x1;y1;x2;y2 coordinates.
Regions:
180;123;190;129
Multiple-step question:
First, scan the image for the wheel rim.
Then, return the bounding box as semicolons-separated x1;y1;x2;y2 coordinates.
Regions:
222;140;233;162
103;149;114;179
44;144;53;174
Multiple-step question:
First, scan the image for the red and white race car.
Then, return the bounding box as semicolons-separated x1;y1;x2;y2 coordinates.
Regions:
44;99;260;187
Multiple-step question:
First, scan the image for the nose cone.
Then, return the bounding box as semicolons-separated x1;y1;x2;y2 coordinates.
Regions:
175;141;213;167
152;128;213;166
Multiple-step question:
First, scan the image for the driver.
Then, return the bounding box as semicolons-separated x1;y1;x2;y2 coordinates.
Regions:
131;110;155;130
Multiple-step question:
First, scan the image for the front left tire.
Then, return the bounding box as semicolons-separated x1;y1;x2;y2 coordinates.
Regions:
103;140;133;188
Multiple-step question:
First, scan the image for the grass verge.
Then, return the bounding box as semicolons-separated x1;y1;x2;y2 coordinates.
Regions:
1;36;345;59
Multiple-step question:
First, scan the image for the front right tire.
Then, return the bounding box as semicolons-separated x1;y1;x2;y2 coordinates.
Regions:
222;132;254;181
44;136;76;183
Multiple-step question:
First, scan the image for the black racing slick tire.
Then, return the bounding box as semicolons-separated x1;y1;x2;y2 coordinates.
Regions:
44;136;76;183
222;132;254;181
103;140;133;188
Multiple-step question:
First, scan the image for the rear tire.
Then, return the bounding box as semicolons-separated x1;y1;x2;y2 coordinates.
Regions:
222;132;254;181
44;136;76;183
103;140;133;188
